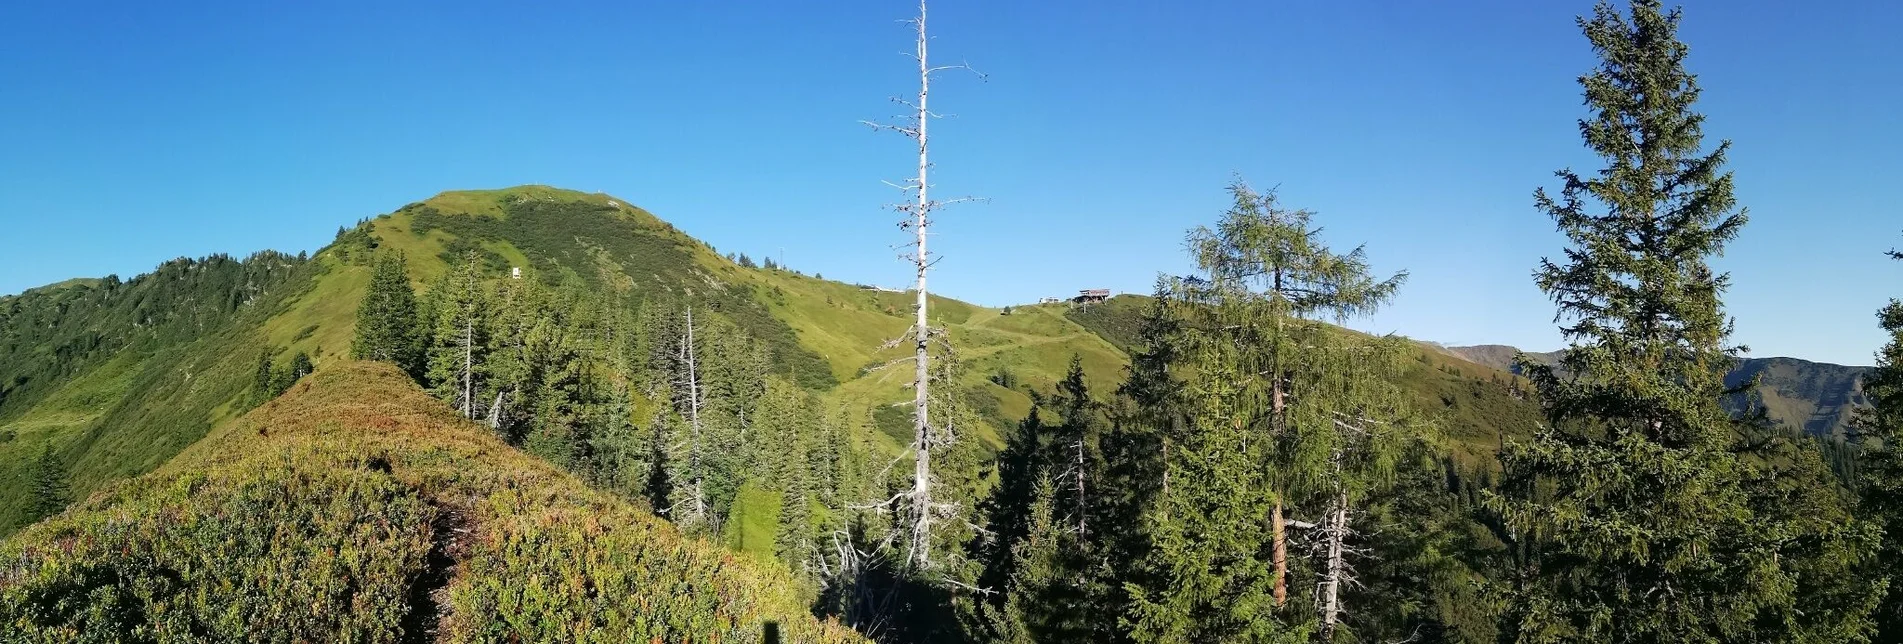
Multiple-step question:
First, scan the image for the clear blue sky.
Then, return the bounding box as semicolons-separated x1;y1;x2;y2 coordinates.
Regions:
2;1;1898;364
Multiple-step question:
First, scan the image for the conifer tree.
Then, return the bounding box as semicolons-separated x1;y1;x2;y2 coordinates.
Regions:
978;399;1048;601
426;253;491;420
252;350;276;404
1049;356;1102;539
284;352;313;387
350;252;420;376
1489;2;1880;640
1859;240;1903;639
1098;286;1182;603
29;444;71;520
989;477;1086;644
644;408;678;518
590;379;645;497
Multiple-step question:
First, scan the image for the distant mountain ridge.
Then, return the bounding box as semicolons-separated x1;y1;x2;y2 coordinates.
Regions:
1438;344;1871;440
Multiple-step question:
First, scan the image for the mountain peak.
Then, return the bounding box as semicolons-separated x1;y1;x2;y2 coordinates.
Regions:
411;185;642;220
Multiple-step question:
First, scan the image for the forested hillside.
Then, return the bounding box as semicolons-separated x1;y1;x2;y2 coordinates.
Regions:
0;252;317;533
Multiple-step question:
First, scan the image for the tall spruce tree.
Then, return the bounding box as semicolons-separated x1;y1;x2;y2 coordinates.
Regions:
351;252;420;376
1096;285;1183;630
974;398;1050;602
1049;356;1103;540
1859;241;1903;639
1489;2;1880;641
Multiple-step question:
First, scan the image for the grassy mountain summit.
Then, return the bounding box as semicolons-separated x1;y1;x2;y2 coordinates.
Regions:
1441;343;1871;439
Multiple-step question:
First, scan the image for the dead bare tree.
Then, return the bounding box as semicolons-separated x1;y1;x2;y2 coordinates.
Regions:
671;306;708;527
1069;435;1088;537
1315;415;1377;640
861;0;982;571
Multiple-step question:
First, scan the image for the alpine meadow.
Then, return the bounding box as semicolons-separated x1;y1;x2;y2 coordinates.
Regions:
2;1;1900;642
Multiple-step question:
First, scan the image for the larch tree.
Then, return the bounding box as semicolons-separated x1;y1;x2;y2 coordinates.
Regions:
862;0;982;572
1488;2;1880;641
1183;183;1406;615
1125;182;1409;643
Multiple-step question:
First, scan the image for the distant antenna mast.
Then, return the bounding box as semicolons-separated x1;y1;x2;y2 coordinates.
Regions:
862;0;982;570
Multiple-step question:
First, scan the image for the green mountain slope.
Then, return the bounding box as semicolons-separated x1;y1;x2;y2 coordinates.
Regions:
1439;344;1871;439
359;186;1129;451
0;186;1125;539
2;186;1561;542
0;253;316;534
0;361;863;643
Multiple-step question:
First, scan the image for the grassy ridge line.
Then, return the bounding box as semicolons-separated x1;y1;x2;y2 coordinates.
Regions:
1;361;865;643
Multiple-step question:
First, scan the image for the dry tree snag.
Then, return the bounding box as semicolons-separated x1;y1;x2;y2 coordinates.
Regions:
861;0;981;570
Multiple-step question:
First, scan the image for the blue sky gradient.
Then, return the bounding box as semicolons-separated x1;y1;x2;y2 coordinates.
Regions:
1;0;1898;364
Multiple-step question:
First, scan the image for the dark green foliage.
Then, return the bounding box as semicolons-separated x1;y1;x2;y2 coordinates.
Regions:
351;252;422;377
288;352;313;382
28;445;70;521
988;478;1086;644
424;253;493;419
1490;3;1881;641
253;349;276;404
974;357;1109;643
0;253;308;425
1114;182;1415;643
1858;241;1903;640
254;349;314;403
977;401;1046;599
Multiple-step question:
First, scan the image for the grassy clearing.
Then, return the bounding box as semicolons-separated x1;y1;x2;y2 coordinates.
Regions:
1;361;865;643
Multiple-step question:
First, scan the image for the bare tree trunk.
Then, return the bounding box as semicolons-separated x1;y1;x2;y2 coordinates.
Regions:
1316;432;1358;641
1073;437;1088;537
461;318;474;419
1161;437;1170;513
904;0;936;571
1273;502;1288;607
679;307;707;525
864;0;977;573
1319;489;1350;640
